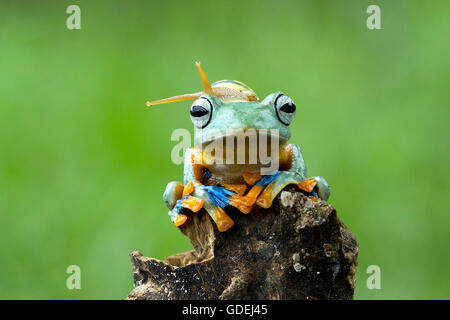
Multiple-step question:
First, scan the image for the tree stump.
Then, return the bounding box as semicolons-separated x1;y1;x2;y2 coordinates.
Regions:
126;188;358;300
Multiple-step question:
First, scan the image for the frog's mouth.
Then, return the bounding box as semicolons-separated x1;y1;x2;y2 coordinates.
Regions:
196;129;289;146
195;129;289;166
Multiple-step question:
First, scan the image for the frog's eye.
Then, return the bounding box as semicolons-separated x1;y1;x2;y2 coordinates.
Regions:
274;94;296;125
190;97;213;129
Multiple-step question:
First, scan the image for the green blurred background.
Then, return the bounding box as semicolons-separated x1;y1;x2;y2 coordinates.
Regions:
0;0;449;299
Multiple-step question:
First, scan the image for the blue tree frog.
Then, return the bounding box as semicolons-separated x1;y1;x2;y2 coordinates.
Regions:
146;62;330;232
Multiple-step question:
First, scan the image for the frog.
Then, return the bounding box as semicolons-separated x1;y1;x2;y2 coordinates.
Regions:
146;62;330;232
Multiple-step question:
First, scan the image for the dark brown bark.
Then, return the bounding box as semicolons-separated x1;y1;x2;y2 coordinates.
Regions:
127;188;358;300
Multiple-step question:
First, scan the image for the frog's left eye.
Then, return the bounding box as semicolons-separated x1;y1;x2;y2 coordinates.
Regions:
190;97;213;129
274;94;296;125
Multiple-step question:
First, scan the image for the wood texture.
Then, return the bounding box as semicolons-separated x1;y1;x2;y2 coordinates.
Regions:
127;188;358;300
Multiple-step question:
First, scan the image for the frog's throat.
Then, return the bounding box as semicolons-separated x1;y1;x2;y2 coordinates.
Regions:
194;129;289;148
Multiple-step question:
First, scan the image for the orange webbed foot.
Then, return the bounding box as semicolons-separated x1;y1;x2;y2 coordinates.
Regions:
221;183;247;196
298;178;317;193
174;214;188;227
228;184;263;214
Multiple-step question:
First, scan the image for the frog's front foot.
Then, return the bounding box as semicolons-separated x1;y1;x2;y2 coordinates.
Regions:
163;175;330;232
257;173;331;208
229;171;331;212
165;181;237;232
164;181;204;227
300;176;330;202
192;184;237;232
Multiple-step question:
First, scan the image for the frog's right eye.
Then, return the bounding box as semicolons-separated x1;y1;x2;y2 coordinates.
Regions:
190;97;213;129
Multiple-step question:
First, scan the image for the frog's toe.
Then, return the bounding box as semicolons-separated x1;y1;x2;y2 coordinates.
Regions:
228;185;262;214
297;178;317;193
181;196;204;212
297;177;330;201
174;214;188;227
221;183;247;196
168;194;204;227
242;172;262;185
207;205;234;232
312;176;330;201
255;182;277;208
255;171;303;209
